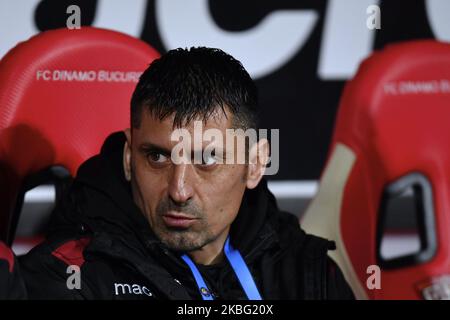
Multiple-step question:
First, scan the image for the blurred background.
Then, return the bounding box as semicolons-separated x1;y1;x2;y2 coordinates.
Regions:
1;0;449;256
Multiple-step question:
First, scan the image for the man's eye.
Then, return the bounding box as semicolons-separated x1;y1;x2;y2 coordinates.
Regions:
202;154;218;166
147;152;168;163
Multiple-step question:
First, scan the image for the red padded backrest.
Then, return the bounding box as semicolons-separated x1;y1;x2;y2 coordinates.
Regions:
336;40;450;299
302;40;450;299
0;27;160;241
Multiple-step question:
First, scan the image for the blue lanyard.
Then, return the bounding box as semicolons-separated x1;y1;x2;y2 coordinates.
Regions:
181;253;214;300
181;236;262;300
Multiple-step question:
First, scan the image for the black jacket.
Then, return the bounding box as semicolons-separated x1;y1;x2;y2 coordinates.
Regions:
20;132;354;300
0;242;27;299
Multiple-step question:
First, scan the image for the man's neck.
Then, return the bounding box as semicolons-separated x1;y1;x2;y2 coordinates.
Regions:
188;228;230;266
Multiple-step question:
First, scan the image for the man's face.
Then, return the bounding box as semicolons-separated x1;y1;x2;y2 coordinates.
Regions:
124;109;258;252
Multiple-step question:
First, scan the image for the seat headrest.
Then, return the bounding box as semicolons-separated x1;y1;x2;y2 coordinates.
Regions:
0;27;159;241
335;40;450;177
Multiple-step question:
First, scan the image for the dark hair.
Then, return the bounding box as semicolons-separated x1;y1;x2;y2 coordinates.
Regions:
130;47;258;130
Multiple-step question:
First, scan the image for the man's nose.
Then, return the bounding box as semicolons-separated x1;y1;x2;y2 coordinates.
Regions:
168;164;194;205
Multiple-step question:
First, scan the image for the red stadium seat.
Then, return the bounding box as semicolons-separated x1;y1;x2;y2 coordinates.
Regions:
301;40;450;299
0;27;159;244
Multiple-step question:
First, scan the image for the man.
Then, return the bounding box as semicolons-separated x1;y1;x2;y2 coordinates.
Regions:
0;241;27;299
20;47;354;299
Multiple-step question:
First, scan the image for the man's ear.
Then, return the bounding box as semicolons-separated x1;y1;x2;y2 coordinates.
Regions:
246;138;269;189
123;128;132;182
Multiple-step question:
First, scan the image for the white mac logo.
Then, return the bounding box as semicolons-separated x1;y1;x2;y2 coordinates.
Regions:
114;283;153;297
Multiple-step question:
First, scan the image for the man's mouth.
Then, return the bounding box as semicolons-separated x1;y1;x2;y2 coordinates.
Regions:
162;211;198;229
